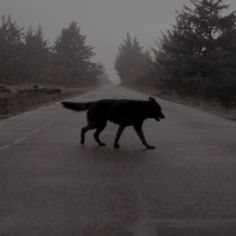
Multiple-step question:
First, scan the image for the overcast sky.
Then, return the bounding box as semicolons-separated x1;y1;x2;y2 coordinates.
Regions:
1;0;236;83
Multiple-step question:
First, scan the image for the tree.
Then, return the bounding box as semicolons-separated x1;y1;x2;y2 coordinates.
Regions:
153;0;236;105
0;15;25;84
92;63;110;85
23;25;51;84
115;33;152;86
53;21;97;86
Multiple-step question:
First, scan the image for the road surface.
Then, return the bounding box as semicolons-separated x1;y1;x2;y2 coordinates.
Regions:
0;85;236;236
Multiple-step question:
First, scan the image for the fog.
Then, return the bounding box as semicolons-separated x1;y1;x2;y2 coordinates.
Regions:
1;0;236;83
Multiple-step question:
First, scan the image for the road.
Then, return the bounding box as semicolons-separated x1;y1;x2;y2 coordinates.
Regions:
0;85;236;236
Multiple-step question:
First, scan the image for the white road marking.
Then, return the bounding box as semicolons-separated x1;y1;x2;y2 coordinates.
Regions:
43;120;53;127
0;144;11;151
38;106;48;110
32;128;40;134
13;137;27;145
0;119;54;152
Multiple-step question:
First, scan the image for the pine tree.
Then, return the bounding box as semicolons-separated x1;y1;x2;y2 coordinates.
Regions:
115;33;152;86
154;0;236;105
0;15;24;84
24;25;51;84
53;22;96;86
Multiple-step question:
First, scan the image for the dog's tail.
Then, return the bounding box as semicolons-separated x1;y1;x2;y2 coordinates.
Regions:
61;101;94;112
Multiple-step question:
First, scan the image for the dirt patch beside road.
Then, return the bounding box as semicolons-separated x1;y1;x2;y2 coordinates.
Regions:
0;85;96;120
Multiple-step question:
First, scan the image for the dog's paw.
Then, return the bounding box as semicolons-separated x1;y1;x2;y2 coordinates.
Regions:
99;142;106;147
114;144;120;149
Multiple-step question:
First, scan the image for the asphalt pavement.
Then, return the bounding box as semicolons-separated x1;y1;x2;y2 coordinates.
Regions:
0;85;236;236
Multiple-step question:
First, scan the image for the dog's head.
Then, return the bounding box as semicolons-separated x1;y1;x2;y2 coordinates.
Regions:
148;97;165;121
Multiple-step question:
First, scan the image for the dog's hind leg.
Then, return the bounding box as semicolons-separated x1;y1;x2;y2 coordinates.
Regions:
114;125;125;149
134;124;155;149
94;122;107;146
81;123;96;145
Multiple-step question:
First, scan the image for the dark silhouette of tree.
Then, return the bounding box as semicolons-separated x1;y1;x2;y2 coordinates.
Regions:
53;21;97;86
153;0;236;105
0;15;25;84
23;25;51;84
115;33;153;86
0;16;103;87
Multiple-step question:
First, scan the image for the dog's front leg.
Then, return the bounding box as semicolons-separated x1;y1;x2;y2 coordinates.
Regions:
134;124;155;149
114;125;125;149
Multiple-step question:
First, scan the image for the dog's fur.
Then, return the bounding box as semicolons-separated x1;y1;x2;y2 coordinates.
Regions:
61;97;165;149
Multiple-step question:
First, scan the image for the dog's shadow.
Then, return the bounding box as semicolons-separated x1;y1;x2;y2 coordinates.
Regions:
74;145;160;179
78;145;155;163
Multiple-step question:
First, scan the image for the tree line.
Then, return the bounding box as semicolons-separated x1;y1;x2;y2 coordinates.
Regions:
115;0;236;106
0;15;105;87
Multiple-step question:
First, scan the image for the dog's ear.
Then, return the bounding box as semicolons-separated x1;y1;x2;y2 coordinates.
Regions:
148;97;156;103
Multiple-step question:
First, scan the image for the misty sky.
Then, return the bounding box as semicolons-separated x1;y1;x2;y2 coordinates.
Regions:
1;0;236;83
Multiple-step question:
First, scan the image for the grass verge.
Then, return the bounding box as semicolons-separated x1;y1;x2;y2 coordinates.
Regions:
0;85;96;120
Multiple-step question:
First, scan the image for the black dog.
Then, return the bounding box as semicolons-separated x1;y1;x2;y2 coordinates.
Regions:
61;97;165;149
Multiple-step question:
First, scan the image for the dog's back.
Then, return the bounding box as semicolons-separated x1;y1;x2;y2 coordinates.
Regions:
86;99;151;126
